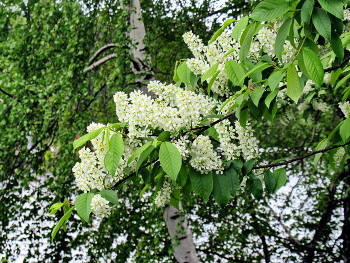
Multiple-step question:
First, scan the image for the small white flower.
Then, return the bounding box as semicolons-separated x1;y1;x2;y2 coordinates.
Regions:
91;194;112;219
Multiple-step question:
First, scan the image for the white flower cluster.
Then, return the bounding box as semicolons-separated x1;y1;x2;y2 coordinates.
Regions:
234;121;260;161
189;135;223;174
91;194;112;219
312;99;331;112
333;147;346;166
154;180;172;207
339;101;350;118
215;119;240;161
172;135;190;160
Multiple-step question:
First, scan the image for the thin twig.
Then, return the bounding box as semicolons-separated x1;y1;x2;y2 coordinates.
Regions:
88;44;117;66
83;53;117;72
324;55;350;73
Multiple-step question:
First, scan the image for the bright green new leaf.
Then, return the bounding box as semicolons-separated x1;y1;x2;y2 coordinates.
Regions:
287;63;302;103
312;7;331;40
104;133;124;177
189;168;213;201
177;61;197;87
231;16;249;41
159;142;182;181
275;18;292;62
301;0;314;25
201;62;219;83
240;22;257;65
225;60;245;86
268;70;285;91
301;48;324;87
314;138;330;167
73;127;104;150
100;189;119;205
340;118;350;143
251;87;265;107
264;170;276;194
240;63;272;83
209;19;235;44
224;163;240;196
136;145;155;173
128;141;153;164
75;193;94;223
273;168;287;192
213;174;230;208
48;203;64;215
140;184;149;198
51;206;75;241
250;0;290;21
317;0;343;20
207;70;220;95
265;88;279;108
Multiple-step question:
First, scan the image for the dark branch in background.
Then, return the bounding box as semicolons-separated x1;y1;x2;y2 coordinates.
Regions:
0;88;14;98
253;141;350;170
88;44;117;66
83;53;117;72
324;55;350;73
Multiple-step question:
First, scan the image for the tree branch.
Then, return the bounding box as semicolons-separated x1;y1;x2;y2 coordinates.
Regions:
324;55;350;73
253;141;350;170
83;53;117;72
88;44;117;66
0;87;14;98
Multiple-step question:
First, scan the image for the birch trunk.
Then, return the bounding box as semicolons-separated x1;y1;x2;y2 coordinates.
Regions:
163;204;199;263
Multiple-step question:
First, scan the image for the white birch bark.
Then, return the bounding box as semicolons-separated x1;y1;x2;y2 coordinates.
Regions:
163;204;199;263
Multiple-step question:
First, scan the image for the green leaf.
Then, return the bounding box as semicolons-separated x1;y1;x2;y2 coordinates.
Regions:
239;106;249;128
242;159;256;176
75;193;94;223
231;16;249;41
73;127;104;150
330;31;344;62
301;0;314;24
48;203;64;215
128;141;152;164
268;70;285;91
104;133;124;177
207;70;220;95
287;63;302;103
225;60;245;86
157;131;171;142
240;63;272;83
335;72;350;91
99;190;118;205
224;163;240;196
140;184;149;198
177;165;188;188
273;168;287;192
159;142;182;181
275;18;292;62
201;62;219;83
312;7;331;40
317;0;343;19
264;170;276;194
209;19;235;44
170;188;181;209
340;118;350;143
314;138;330;167
265;88;279;108
208;126;220;142
51;206;75;241
177;62;197;86
301;48;324;87
240;22;257;65
136;145;155;173
251;87;265;107
248;174;263;199
250;0;290;21
213;174;230;208
189;167;213;201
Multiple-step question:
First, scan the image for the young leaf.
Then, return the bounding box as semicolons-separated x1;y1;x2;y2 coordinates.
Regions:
135;145;155;173
104;133;124;177
301;48;324;87
231;16;249;41
207;70;220;95
312;7;331;40
99;189;119;205
189;168;213;201
51;206;75;241
224;163;240;196
264;170;276;194
48;203;64;215
177;62;196;87
159;142;182;181
75;193;94;223
265;88;279;108
273;168;287;192
209;19;235;44
225;60;245;86
201;62;219;83
251;87;265;107
250;0;290;21
140;184;149;198
240;22;257;65
128;141;152;164
314;138;330;167
240;62;272;83
73;127;104;150
340;118;350;143
301;0;314;25
317;0;343;20
287;63;302;103
213;173;230;208
268;70;285;91
275;18;292;62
